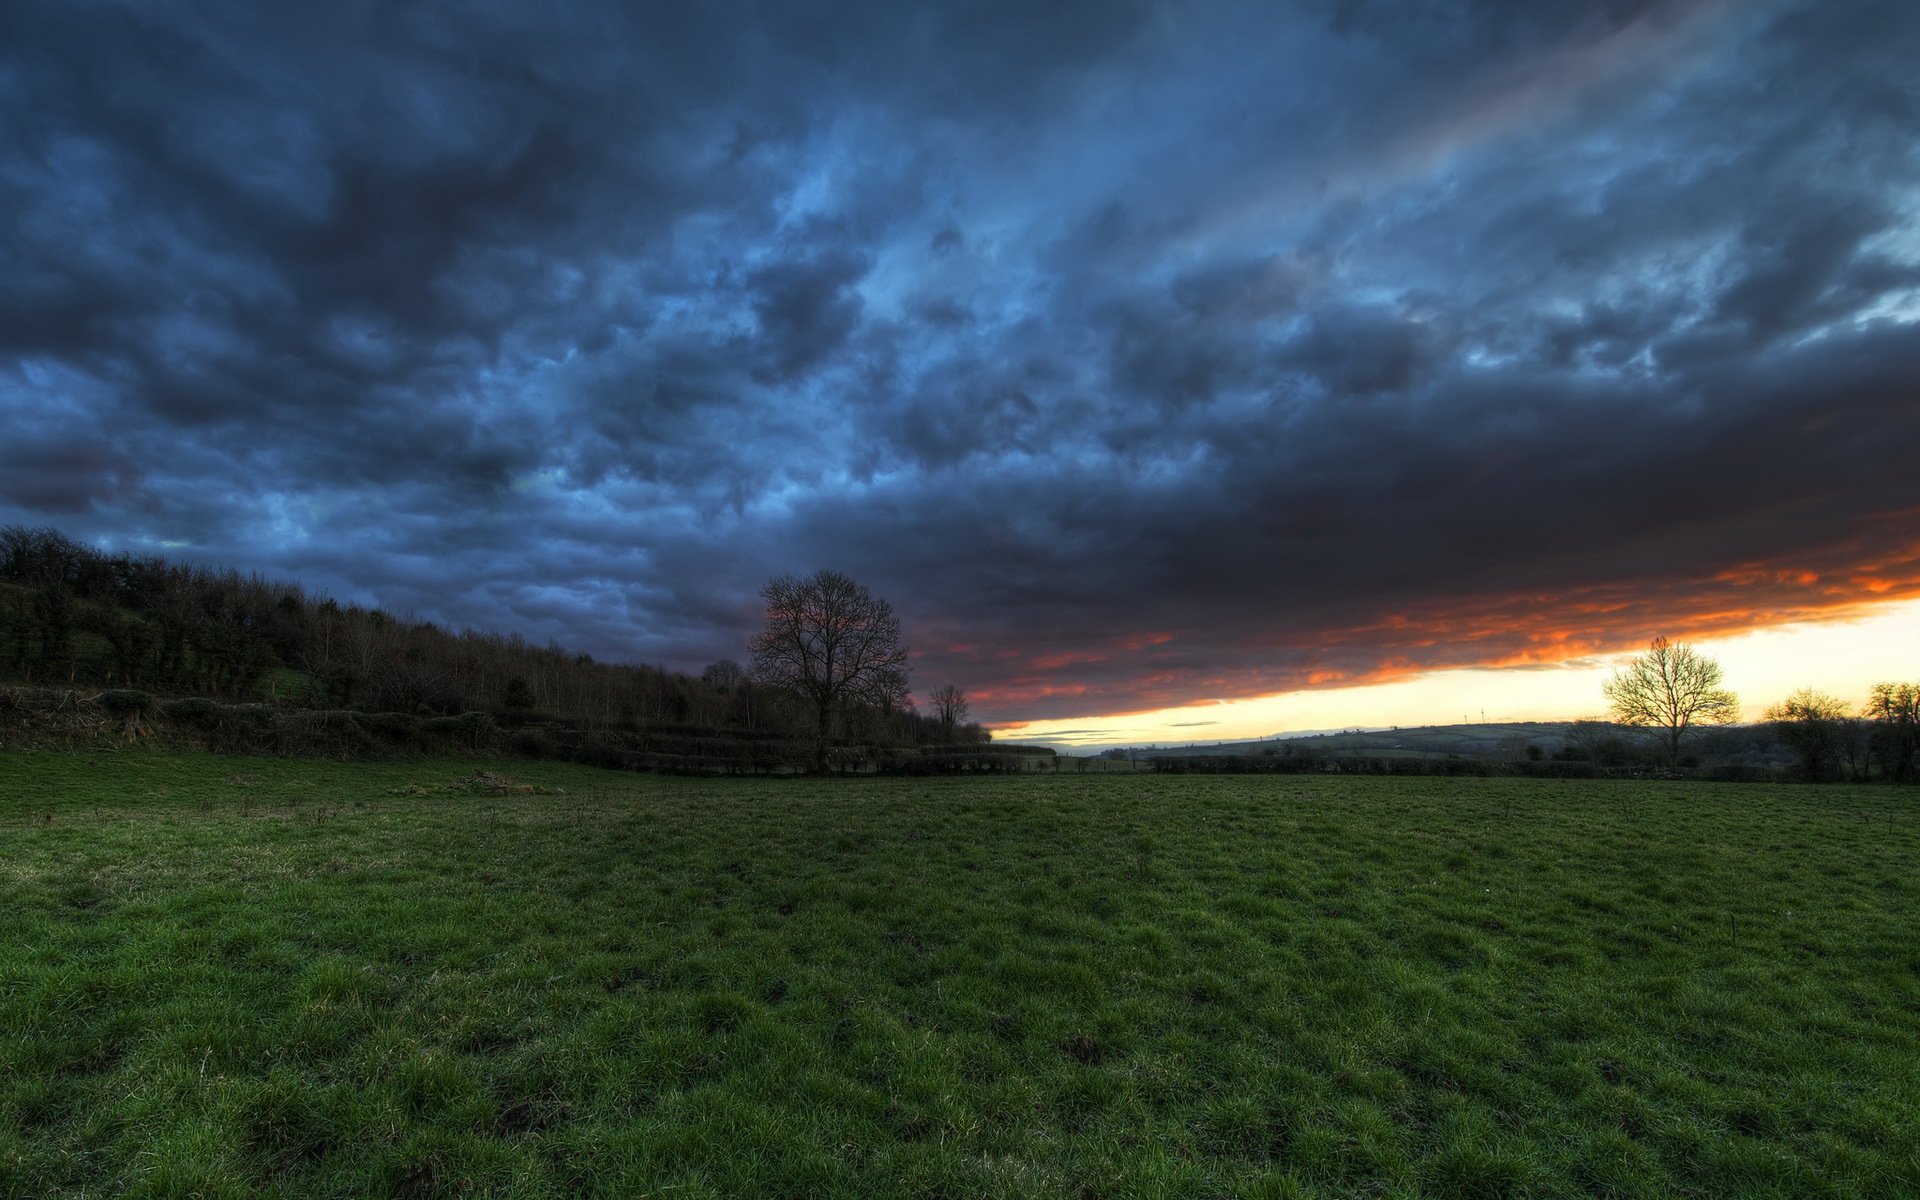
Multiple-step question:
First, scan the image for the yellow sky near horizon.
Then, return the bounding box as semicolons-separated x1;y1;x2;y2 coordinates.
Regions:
997;596;1920;750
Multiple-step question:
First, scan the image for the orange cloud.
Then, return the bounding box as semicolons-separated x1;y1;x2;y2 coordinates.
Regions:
962;535;1920;724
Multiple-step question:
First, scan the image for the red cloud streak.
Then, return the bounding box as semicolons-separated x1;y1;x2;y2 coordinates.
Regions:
951;537;1920;722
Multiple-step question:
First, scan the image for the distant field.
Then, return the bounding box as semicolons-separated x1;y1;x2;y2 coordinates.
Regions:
2;753;1916;1198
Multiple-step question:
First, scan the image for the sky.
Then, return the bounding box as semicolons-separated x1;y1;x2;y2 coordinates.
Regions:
3;0;1917;746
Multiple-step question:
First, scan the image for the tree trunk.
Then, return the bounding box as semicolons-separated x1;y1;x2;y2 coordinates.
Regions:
813;700;832;774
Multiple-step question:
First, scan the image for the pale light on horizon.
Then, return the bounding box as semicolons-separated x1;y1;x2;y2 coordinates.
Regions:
998;596;1920;750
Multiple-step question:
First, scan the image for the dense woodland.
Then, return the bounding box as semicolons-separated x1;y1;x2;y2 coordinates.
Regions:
0;526;1001;772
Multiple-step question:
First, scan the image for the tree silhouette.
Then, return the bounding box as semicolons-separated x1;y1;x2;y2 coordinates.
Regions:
1764;688;1848;781
930;683;969;742
749;570;909;770
1866;682;1919;782
1603;636;1738;771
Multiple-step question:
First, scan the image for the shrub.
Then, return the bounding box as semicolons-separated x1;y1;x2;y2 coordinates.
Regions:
160;697;223;726
95;690;156;718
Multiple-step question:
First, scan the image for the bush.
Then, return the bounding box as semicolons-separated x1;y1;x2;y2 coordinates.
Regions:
278;710;379;758
160;696;222;726
884;751;1031;775
95;690;156;718
510;730;559;759
420;711;498;752
351;711;422;745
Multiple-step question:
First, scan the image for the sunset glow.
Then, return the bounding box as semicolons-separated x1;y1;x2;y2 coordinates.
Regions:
999;597;1920;750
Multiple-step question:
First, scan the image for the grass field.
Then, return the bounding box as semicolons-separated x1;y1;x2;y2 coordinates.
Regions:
2;752;1917;1198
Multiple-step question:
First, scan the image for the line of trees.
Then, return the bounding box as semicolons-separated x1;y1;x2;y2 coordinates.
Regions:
1604;635;1916;782
8;525;1906;780
0;527;989;764
1760;684;1918;783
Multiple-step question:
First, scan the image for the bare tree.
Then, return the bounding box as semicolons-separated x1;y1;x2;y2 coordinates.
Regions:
930;683;969;741
749;570;909;769
1764;688;1849;781
1603;636;1738;772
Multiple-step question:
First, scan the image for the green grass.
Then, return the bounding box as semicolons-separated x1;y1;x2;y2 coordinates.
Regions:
2;752;1917;1198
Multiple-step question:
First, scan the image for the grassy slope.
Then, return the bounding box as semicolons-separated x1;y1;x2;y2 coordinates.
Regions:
2;753;1916;1199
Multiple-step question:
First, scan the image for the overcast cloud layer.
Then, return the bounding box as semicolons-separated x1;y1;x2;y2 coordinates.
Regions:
4;0;1917;721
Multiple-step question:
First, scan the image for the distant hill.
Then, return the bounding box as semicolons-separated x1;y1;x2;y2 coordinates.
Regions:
1117;719;1817;779
1124;721;1594;761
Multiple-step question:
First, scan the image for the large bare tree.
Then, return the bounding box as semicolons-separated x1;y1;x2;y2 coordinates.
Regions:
749;569;909;768
1603;636;1738;771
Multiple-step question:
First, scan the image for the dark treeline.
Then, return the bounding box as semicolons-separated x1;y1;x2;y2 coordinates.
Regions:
1148;715;1920;784
0;526;993;769
8;524;1908;782
1149;753;1605;779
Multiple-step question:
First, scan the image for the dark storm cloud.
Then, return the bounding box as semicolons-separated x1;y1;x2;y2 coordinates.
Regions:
4;0;1917;723
748;249;871;381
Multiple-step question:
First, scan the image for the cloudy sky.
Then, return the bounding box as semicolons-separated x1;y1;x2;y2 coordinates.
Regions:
4;0;1917;742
